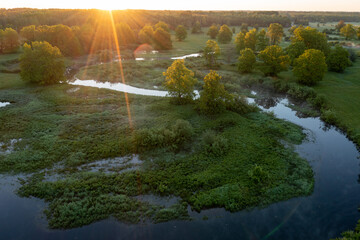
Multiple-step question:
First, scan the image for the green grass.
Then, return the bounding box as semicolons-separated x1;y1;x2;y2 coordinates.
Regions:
278;60;360;146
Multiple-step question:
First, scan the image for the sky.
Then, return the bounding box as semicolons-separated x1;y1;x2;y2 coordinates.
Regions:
1;0;360;12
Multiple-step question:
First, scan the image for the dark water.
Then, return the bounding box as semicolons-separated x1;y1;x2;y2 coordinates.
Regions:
1;93;359;240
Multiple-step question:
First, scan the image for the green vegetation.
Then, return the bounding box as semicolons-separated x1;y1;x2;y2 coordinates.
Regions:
175;25;187;41
204;40;220;67
327;45;351;73
163;59;197;103
207;25;219;39
217;25;233;44
332;220;360;240
238;48;256;73
293;49;327;86
20;41;65;84
259;45;290;76
267;23;284;45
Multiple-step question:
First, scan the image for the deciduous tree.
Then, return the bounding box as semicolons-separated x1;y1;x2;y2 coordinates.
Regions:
204;40;220;67
20;41;65;85
207;25;219;39
293;49;327;86
217;24;233;44
138;25;154;44
198;70;231;114
327;45;351;73
267;23;283;45
340;24;357;40
175;25;187;41
153;27;172;50
238;48;256;73
163;59;197;104
256;29;268;51
259;45;290;76
244;29;257;50
234;32;246;52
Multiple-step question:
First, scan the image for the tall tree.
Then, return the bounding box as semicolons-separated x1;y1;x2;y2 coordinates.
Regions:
198;70;231;114
207;25;219;39
204;40;220;67
175;25;187;41
340;24;357;40
267;23;284;45
116;23;136;46
20;41;65;85
234;32;246;52
155;21;170;33
1;28;19;53
217;24;233;44
259;45;290;76
20;25;36;44
292;26;330;56
163;59;197;104
244;29;257;50
153;27;172;50
138;25;154;44
256;29;268;51
293;49;327;86
238;48;256;73
191;21;202;34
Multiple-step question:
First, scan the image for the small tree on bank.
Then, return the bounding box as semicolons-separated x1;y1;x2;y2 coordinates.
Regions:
217;24;233;44
258;45;290;76
20;41;65;85
175;25;187;41
198;70;231;114
204;40;220;67
238;48;256;73
163;59;197;104
293;49;327;86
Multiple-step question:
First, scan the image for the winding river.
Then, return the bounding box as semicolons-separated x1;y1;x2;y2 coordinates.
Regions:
0;81;359;239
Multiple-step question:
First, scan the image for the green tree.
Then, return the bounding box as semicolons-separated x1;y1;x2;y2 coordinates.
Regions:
335;20;346;32
198;70;231;114
286;41;306;65
163;59;197;103
207;25;219;39
240;23;249;34
175;25;187;41
256;29;268;51
259;45;290;76
20;25;37;44
116;23;136;46
327;45;351;73
138;25;154;44
357;27;360;40
204;40;220;67
153;27;172;50
217;24;233;44
244;29;257;50
340;24;357;40
238;48;256;73
292;26;330;56
234;32;246;52
191;21;202;34
267;23;284;45
155;21;170;32
20;41;65;85
289;25;297;35
293;49;327;86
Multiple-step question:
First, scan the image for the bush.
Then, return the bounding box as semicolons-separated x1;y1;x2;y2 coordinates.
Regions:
201;130;229;157
238;48;256;73
327;45;351;73
132;120;193;152
248;164;268;184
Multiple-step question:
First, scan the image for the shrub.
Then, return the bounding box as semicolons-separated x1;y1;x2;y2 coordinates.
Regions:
201;130;229;157
248;164;268;184
327;45;351;73
238;48;256;73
